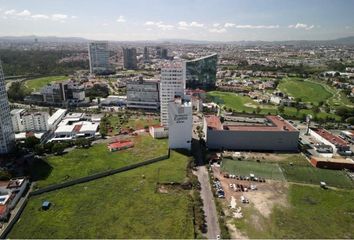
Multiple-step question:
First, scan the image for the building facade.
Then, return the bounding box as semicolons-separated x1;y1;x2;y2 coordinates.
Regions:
123;48;138;70
0;60;15;154
88;41;110;74
168;98;192;150
11;109;49;132
203;115;299;152
159;62;186;126
126;78;160;110
185;54;217;90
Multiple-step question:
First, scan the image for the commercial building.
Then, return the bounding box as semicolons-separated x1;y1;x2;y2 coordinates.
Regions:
88;41;110;74
51;113;100;141
126;77;160;110
11;109;49;132
0;60;15;154
308;128;350;154
185;54;217;90
123;47;138;70
203;115;299;151
143;46;150;63
159;61;186;126
168;97;192;150
25;80;86;107
47;109;67;130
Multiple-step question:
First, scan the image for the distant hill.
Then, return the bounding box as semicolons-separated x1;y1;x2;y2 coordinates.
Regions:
0;35;89;43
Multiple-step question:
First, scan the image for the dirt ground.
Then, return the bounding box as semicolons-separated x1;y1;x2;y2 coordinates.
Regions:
212;164;288;238
222;151;295;162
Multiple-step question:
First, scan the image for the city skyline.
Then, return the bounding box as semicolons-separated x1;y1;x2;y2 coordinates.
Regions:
0;0;354;41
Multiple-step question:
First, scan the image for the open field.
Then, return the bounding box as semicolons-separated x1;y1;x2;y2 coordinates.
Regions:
207;91;338;120
33;135;168;188
280;164;354;189
9;151;194;239
278;78;332;104
106;115;159;136
221;159;285;181
232;184;354;239
25;75;68;91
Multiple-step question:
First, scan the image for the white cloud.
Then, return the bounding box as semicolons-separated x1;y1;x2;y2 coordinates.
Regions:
17;10;31;16
51;14;68;21
116;15;126;23
144;21;174;30
4;9;16;15
235;24;279;29
224;22;235;28
178;21;189;27
31;14;49;19
190;21;204;28
288;23;314;30
71;15;78;19
209;28;227;33
213;23;220;27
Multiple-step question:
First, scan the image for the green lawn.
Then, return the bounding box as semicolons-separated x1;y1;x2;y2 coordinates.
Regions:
35;135;168;188
26;76;68;91
280;164;354;189
207;91;339;120
278;78;332;104
9;151;195;239
233;184;354;239
221;159;285;181
106;115;160;136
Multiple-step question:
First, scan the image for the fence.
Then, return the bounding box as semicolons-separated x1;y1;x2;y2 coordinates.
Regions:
2;149;170;238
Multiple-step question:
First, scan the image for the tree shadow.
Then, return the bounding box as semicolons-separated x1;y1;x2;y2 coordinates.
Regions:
26;157;53;182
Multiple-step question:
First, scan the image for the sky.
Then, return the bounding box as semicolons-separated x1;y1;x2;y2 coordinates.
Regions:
0;0;354;41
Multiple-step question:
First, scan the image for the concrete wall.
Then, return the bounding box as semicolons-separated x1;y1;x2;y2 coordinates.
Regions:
206;129;299;151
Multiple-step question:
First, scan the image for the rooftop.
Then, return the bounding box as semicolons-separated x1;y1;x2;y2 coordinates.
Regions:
312;128;348;147
108;140;134;149
48;109;67;126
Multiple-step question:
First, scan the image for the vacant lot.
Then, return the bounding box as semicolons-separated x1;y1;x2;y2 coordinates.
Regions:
280;164;354;189
10;151;194;239
106;115;160;136
34;135;168;188
278;78;332;104
222;159;285;181
26;75;68;91
232;184;354;239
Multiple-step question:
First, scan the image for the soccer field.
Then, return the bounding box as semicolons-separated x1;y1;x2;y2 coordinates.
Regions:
26;75;68;91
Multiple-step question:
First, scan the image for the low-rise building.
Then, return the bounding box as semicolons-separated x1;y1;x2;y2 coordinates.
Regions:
309;128;350;154
108;140;134;152
126;78;160;110
149;125;168;139
203;115;299;151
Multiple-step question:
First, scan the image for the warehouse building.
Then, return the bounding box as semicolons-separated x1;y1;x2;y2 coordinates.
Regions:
203;115;299;151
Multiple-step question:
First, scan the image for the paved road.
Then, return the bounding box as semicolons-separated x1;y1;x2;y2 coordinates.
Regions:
195;166;221;239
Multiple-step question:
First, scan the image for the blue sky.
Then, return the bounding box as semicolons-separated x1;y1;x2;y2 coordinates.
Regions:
0;0;354;41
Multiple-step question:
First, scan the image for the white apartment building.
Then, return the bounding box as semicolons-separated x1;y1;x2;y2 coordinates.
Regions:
11;109;49;132
168;97;192;150
0;60;15;154
160;62;186;126
126;78;160;110
88;41;110;74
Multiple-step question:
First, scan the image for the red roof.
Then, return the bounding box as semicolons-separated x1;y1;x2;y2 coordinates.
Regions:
313;128;348;147
205;115;222;130
108;140;134;149
73;124;82;133
0;205;7;215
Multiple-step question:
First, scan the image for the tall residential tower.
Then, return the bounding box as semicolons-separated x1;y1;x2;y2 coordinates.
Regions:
0;59;15;154
123;48;138;70
88;41;110;74
159;61;186;126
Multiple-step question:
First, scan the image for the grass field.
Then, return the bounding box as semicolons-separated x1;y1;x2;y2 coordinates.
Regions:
278;78;332;104
280;164;354;189
34;135;168;188
9;151;195;239
221;159;285;181
106;115;160;136
233;184;354;239
26;76;68;91
207;91;338;120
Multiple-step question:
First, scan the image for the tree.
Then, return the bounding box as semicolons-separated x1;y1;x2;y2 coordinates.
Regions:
34;144;45;155
75;138;91;148
7;82;31;102
52;143;65;155
256;106;261;114
24;136;40;149
346;117;354;125
278;105;285;115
